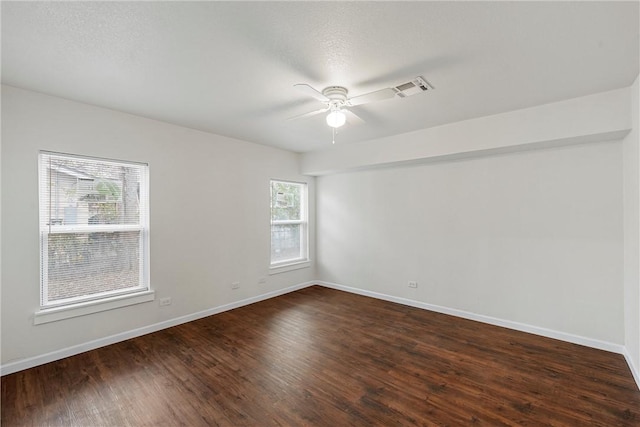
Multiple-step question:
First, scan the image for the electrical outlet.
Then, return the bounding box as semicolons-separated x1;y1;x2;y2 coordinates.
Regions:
159;297;172;306
408;281;418;288
232;281;240;289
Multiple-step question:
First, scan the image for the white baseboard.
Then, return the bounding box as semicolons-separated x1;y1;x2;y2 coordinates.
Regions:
0;281;316;376
317;281;626;355
623;347;640;391
3;279;637;392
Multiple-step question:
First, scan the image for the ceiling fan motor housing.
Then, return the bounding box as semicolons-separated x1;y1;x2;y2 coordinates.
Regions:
322;86;349;106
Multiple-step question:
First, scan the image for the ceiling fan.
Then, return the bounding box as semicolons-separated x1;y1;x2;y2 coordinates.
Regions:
289;76;433;130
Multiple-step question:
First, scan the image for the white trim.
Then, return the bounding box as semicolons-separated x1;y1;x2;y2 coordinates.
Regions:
271;220;304;226
269;260;311;274
5;279;638;393
316;281;626;355
2;282;315;376
45;224;142;234
623;347;640;391
40;150;149;168
35;290;156;324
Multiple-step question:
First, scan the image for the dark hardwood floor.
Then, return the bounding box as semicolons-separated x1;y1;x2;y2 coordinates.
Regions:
2;285;640;426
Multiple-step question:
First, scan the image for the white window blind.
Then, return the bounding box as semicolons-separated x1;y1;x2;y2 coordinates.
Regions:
39;152;149;308
270;180;308;266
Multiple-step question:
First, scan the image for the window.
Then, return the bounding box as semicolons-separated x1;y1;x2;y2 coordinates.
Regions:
270;180;308;268
39;152;149;309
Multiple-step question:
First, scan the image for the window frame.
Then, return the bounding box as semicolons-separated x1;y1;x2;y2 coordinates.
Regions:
37;151;151;319
269;179;309;271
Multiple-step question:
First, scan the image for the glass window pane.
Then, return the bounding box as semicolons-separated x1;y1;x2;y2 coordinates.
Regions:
42;155;141;226
47;230;141;302
271;181;301;221
271;224;302;263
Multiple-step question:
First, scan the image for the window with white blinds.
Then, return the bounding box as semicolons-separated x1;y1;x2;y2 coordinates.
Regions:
270;180;308;267
39;152;149;308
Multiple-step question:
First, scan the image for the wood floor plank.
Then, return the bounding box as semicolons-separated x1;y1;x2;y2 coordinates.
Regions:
2;286;640;426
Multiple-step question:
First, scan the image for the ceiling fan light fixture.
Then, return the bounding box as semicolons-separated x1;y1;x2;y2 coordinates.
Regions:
326;110;346;128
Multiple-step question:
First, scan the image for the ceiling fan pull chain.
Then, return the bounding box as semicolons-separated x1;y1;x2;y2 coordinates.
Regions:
332;127;336;144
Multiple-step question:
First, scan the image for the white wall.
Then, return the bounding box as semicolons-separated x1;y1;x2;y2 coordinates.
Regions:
1;85;315;367
310;87;634;353
316;140;624;345
623;74;640;383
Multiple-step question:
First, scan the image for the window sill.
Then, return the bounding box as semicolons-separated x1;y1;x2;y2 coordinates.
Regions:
34;290;155;325
269;260;311;275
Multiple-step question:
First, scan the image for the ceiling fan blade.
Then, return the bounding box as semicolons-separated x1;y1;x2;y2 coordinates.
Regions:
293;83;329;102
348;87;397;106
287;107;329;121
344;109;365;125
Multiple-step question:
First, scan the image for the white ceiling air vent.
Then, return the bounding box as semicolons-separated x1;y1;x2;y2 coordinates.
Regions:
393;76;433;97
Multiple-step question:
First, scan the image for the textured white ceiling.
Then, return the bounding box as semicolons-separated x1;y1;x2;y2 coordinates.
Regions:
2;1;638;153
